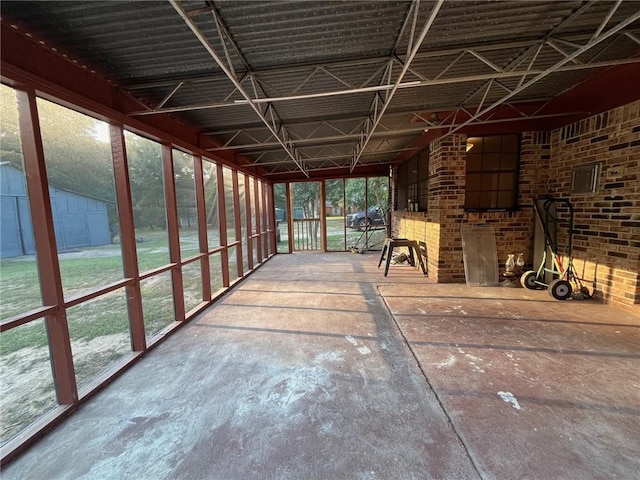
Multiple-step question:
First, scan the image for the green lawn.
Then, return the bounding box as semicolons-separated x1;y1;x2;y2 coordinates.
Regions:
0;227;234;443
0;221;383;443
277;217;386;252
0;227;232;336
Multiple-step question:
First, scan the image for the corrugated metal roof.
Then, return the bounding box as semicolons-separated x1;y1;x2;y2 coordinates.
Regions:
2;0;639;178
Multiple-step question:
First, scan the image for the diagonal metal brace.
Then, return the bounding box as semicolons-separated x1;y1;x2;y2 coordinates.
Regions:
169;0;308;176
350;0;444;172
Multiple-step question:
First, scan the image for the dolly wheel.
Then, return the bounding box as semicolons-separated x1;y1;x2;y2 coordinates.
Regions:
549;279;573;300
520;270;541;289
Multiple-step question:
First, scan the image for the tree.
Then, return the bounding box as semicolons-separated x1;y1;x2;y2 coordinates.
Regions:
2;85;121;234
125;132;166;230
325;179;344;215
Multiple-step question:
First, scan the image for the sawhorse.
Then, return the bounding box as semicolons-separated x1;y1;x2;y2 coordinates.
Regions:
378;238;427;276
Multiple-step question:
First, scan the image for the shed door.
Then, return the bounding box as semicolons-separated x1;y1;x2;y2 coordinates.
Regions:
17;196;35;255
0;196;23;257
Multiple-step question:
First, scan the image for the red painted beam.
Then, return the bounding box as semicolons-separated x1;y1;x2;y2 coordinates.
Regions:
537;62;640;119
269;163;390;183
400;61;640;164
1;21;265;177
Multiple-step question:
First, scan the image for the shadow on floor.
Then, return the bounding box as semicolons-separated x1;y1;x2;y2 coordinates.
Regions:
3;252;638;479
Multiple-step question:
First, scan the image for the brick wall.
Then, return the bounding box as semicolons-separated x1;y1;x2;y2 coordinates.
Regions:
464;131;551;275
391;100;639;310
544;101;640;307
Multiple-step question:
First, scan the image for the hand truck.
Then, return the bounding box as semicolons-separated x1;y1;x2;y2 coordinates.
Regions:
520;197;589;300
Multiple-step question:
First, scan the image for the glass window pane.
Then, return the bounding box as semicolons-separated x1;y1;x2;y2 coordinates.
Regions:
67;288;131;390
480;191;495;209
0;318;58;445
203;160;220;250
325;179;345;251
481;173;500;190
465;191;481;209
466;153;482;172
418;150;429;181
239;175;249;272
125;131;169;273
466;136;482;153
173;150;199;260
366;177;388;249
483;135;501;152
227;246;239;284
466;173;482;191
209;252;224;297
465;134;520;211
36;97;122;298
482;153;501;171
498;190;516;208
182;260;203;312
0;85;42;320
141;271;174;342
500;153;518;170
499;172;517;191
502;135;519;152
223;167;236;245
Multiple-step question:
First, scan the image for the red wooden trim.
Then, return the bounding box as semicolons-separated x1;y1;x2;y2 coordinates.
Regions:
285;182;293;253
138;264;175;281
244;174;254;270
253;177;263;263
0;24;266;175
261;181;269;257
232;169;244;278
216;164;230;288
0;306;57;332
110;123;146;351
0;404;75;467
193;155;212;301
162;144;185;322
266;183;277;255
320;180;327;252
64;279;133;309
181;255;206;266
16;87;78;404
207;245;226;256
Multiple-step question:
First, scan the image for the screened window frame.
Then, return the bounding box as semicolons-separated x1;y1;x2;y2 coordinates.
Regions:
397;148;429;212
464;134;521;211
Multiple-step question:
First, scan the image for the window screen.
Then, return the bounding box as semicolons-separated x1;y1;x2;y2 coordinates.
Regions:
465;134;519;210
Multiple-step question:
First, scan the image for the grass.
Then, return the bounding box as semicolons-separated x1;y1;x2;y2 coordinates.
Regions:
277;217;387;252
0;228;225;359
0;227;237;443
0;220;381;442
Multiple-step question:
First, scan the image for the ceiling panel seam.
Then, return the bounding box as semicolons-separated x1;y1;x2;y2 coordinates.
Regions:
440;7;640;140
169;0;309;176
350;0;445;172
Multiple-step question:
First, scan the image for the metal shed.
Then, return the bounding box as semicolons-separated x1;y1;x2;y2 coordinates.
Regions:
0;163;111;258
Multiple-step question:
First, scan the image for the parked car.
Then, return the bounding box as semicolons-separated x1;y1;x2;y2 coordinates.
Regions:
346;205;386;230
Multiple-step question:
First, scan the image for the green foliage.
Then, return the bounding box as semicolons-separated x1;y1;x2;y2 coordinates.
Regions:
37;97;115;204
325;179;344;213
125;131;166;230
292;181;320;217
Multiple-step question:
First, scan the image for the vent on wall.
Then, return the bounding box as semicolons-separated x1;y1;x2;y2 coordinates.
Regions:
572;163;601;193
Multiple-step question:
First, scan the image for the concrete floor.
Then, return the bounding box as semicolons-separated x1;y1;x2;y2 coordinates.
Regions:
2;253;639;479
